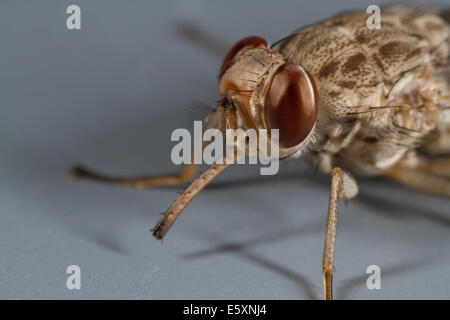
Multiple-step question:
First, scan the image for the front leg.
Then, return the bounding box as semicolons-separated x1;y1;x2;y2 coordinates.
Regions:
322;167;358;300
68;163;198;188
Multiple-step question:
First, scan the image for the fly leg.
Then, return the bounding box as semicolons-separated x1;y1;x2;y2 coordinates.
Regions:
67;163;198;188
385;156;450;197
419;157;450;178
68;104;236;189
323;167;359;300
174;21;229;57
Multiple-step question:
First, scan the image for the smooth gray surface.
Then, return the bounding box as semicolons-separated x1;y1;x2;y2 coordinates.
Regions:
0;0;449;299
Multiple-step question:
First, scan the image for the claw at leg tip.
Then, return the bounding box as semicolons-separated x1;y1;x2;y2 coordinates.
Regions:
67;170;79;181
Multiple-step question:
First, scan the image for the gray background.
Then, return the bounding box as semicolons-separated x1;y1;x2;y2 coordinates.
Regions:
0;0;449;300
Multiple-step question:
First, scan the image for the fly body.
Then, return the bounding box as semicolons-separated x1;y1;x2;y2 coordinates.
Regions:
69;5;450;299
277;8;450;176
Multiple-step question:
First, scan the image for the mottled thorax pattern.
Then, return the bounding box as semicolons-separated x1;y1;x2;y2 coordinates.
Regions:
278;7;450;175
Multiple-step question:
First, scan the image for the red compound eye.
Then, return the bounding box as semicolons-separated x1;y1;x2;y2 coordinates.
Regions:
220;36;267;76
264;63;318;148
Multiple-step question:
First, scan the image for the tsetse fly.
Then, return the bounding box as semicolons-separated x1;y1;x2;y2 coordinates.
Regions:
68;6;450;299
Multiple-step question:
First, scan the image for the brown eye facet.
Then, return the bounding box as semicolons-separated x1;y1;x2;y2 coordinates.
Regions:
220;36;267;76
264;63;318;148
